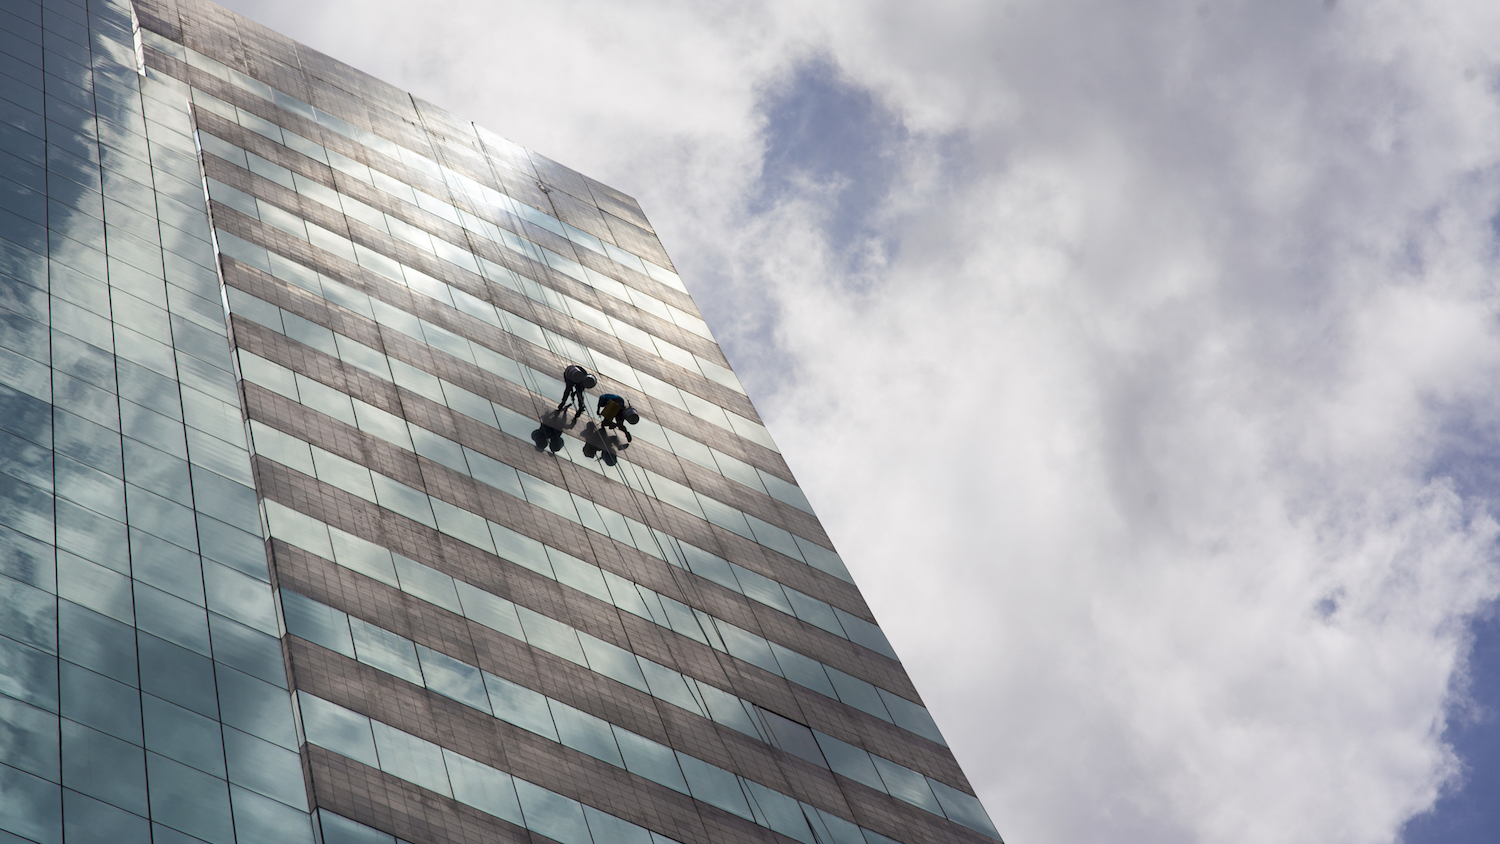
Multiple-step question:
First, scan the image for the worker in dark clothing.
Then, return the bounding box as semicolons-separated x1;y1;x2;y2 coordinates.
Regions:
557;364;597;414
597;394;639;444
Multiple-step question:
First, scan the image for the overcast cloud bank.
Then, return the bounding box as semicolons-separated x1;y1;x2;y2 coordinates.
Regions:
222;1;1500;841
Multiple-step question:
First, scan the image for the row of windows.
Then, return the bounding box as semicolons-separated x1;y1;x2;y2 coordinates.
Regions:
284;589;997;838
0;46;140;165
0;253;235;406
269;508;843;753
316;807;672;844
0;58;201;198
0;65;271;588
300;691;687;844
300;691;928;844
264;500;944;754
0;476;274;650
0;99;219;322
1;0;105;32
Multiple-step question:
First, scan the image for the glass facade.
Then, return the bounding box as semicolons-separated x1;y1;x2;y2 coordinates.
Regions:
0;0;1001;842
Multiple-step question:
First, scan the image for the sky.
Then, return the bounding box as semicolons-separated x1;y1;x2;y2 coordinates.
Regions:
214;1;1500;842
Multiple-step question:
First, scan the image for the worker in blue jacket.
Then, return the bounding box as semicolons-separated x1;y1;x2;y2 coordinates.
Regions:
597;394;640;444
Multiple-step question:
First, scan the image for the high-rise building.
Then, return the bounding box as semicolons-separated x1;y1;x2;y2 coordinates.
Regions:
0;1;1002;842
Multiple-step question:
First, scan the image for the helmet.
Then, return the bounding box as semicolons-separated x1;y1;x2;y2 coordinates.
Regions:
623;408;640;425
582;374;598;389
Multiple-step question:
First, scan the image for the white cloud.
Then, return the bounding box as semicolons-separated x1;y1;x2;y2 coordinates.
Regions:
219;0;1500;841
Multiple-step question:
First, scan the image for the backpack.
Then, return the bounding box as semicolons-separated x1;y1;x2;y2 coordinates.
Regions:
598;394;625;419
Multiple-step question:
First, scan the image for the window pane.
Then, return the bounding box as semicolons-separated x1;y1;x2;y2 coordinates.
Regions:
369;721;450;797
208;613;288;687
870;755;941;814
583;806;652;844
145;752;234;844
612;728;686;794
317;810;394;844
512;780;590;844
0;761;61;844
56;601;133;688
296;693;377;769
442;748;522;825
203;561;277;635
0;571;55;650
482;672;557;741
514;607;585;666
142;693;226;778
138;634;217;718
133;583;210;655
280;590;354;658
415;644;488;712
758;709;825;767
392;553;461;613
229;784;314;843
675;752;752;820
217;667;297;750
928;778;1002;839
348;617;422;686
813;732;884;792
223;726;306;809
0;693;58;780
59;662;140;746
128;529;204;605
0;523;53;591
549;701;622;767
454;581;522;639
62;789;150;844
61;720;147;816
743;780;815;844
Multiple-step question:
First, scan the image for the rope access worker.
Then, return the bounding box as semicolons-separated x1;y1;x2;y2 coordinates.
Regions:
557;364;597;414
597;393;640;444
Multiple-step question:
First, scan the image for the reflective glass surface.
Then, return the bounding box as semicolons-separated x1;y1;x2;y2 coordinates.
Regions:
0;4;308;841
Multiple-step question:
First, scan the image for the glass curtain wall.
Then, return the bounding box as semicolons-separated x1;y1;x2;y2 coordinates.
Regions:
0;0;1003;842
